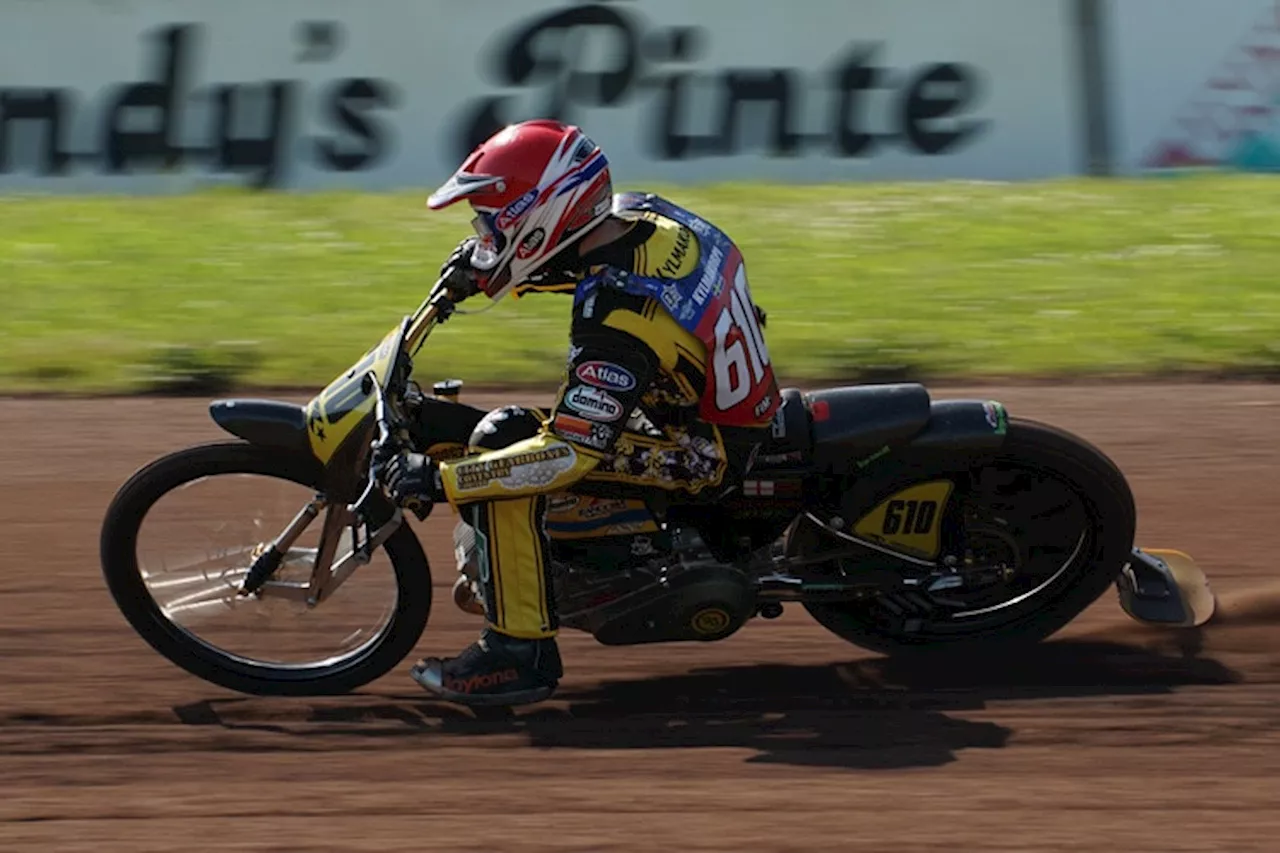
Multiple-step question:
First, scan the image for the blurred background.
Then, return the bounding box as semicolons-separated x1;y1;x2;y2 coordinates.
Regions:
4;4;1280;852
2;0;1277;393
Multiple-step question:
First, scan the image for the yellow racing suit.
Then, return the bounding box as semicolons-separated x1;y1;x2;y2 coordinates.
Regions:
437;193;780;640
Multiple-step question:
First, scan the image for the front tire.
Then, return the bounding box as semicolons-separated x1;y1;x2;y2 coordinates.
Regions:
100;442;433;696
801;418;1136;654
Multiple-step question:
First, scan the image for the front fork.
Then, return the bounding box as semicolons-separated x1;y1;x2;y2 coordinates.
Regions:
238;494;404;606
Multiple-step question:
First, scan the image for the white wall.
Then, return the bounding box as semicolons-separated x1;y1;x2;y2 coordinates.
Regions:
1108;0;1280;172
0;0;1084;193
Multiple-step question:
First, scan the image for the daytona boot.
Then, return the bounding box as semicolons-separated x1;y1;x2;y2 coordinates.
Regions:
409;627;563;706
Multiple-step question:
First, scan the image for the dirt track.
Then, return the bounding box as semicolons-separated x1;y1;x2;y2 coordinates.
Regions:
2;384;1278;852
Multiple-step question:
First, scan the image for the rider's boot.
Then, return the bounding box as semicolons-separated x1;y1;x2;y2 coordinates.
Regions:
410;627;563;706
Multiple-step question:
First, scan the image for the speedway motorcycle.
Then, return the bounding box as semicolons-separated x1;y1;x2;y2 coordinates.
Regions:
100;280;1215;696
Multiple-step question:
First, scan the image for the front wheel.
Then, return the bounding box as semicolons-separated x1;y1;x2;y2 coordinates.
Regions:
100;442;433;696
799;418;1136;655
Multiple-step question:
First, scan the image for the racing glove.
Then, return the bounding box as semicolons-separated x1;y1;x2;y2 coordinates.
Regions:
439;237;486;302
380;451;445;521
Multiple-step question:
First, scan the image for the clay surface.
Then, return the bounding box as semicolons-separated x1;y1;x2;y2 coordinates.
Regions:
2;384;1277;851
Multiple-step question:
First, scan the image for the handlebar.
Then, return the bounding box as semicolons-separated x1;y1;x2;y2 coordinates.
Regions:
347;373;396;514
345;274;461;515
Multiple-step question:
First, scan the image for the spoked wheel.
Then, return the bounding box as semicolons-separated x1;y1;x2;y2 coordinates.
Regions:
100;442;432;695
800;419;1135;654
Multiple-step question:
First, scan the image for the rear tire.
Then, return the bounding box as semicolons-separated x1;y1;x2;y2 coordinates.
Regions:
100;442;433;696
802;418;1135;654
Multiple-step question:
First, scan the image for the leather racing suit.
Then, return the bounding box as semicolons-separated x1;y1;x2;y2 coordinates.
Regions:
436;193;781;641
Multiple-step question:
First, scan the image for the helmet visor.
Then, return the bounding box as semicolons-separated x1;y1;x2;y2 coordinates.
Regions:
469;211;506;271
469;211;513;299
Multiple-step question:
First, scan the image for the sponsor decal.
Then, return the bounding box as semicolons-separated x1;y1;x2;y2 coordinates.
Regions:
753;394;774;419
444;668;520;694
678;301;697;323
982;401;999;429
770;406;787;438
661;283;682;312
424;441;469;462
583;421;617;449
630;535;657;557
580;498;630;519
552;413;615;449
496;188;538;231
757;450;804;465
982;400;1008;434
575;360;636;392
582;292;597;319
687;216;715;238
564;385;624;422
656;226;694;278
602;521;652;536
516;227;545;259
564;175;611;232
690;607;731;636
692;244;725;305
741;479;802;498
454;444;576;491
855;445;891;469
552;413;593;441
811;399;831;422
546;493;580;514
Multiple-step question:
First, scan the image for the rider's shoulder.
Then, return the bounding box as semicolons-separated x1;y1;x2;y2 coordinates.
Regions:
611;190;675;214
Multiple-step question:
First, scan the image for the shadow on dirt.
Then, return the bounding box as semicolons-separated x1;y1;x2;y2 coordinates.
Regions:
172;635;1242;771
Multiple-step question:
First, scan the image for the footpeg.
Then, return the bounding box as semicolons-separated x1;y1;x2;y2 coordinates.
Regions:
452;574;485;616
1117;548;1215;628
452;521;485;616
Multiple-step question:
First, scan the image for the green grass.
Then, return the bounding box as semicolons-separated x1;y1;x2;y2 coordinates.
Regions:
2;174;1279;393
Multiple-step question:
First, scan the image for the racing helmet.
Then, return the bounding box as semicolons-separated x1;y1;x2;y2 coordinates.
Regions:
427;120;614;302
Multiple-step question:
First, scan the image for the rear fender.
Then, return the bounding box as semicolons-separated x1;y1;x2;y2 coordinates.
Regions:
209;399;311;456
808;383;932;466
906;400;1009;451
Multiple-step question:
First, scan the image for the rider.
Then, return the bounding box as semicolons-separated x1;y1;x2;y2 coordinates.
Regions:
383;119;780;706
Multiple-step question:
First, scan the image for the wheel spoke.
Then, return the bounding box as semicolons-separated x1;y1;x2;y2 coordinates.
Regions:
136;472;400;666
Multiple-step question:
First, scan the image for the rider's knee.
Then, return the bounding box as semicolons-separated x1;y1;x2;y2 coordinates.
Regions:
469;405;543;451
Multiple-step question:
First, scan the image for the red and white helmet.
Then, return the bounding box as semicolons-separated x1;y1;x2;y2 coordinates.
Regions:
427;120;614;301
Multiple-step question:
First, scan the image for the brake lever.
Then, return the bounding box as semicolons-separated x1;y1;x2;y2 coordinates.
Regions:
349;373;396;514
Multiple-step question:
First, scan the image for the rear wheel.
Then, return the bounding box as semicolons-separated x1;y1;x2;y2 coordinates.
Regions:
100;442;433;695
798;418;1135;654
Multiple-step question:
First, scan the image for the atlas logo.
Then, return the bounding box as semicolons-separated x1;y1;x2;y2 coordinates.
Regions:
575;361;636;392
496;188;538;230
564;385;624;422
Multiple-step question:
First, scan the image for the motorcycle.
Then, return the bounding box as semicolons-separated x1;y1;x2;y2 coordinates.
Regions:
100;280;1216;696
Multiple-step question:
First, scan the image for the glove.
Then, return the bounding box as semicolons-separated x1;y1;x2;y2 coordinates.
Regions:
439;237;486;302
379;451;444;521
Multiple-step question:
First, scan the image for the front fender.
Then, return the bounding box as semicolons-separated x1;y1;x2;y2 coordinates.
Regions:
209;399;312;456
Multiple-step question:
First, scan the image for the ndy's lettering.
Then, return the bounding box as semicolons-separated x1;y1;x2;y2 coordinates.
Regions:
0;22;398;188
